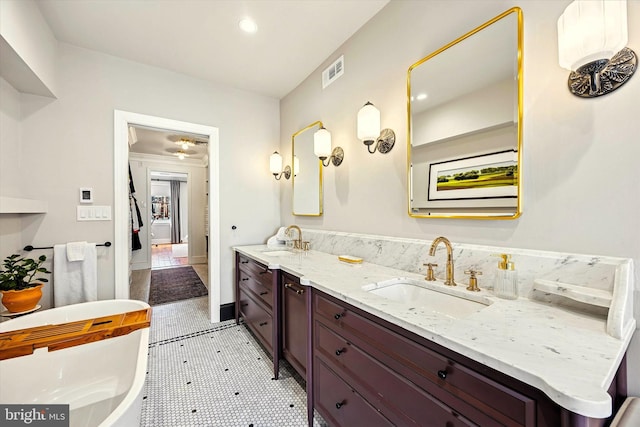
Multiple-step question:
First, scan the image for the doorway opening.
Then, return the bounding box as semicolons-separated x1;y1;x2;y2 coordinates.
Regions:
114;110;220;322
149;170;189;269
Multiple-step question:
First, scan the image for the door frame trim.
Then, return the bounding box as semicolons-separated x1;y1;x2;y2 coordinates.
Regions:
114;110;221;322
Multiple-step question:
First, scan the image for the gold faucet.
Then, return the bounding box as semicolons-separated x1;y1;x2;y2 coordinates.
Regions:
428;236;457;286
285;225;302;249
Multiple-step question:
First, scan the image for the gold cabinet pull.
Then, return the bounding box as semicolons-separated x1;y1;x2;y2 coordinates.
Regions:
284;283;305;295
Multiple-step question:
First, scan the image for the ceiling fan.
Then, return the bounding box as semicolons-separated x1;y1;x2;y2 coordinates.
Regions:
172;150;190;160
168;135;208;150
165;147;195;159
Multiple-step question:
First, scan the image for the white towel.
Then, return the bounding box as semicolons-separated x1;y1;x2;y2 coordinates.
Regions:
66;241;87;262
54;243;98;307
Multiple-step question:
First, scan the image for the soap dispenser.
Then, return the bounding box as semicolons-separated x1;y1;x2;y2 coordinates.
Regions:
493;254;518;300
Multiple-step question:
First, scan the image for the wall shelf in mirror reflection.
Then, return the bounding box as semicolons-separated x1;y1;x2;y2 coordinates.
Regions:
407;7;523;219
292;121;324;216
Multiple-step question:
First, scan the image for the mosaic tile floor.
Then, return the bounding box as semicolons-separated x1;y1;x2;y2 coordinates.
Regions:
141;297;327;426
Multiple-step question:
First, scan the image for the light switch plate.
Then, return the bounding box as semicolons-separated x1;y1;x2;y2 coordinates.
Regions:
77;205;111;221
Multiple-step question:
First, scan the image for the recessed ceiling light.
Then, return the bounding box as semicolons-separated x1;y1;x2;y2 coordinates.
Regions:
239;18;258;34
416;93;428;101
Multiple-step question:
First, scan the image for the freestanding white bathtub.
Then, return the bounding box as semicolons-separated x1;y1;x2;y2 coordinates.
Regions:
0;299;151;427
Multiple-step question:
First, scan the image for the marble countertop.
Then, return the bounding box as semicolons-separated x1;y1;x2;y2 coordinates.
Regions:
234;245;636;419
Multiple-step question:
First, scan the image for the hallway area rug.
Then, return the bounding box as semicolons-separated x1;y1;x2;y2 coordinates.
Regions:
149;266;208;306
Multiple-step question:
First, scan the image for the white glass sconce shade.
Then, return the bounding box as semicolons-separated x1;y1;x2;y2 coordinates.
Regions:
270;151;283;174
357;102;381;143
558;0;628;70
293;156;300;176
357;101;395;154
313;127;332;158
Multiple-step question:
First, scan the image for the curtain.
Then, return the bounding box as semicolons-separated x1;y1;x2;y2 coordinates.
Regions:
170;180;181;244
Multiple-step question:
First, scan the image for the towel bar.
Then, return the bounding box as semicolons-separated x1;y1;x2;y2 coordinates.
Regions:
23;241;112;251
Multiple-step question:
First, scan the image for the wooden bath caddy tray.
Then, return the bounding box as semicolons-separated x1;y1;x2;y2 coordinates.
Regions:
0;308;151;361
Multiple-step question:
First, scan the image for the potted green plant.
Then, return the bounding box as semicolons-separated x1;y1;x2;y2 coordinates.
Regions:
0;254;51;313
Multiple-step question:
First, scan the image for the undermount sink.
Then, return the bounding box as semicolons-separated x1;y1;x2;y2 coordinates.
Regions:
362;277;491;320
261;250;295;256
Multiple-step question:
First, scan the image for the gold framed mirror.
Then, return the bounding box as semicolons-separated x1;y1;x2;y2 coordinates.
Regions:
407;7;523;219
292;121;323;216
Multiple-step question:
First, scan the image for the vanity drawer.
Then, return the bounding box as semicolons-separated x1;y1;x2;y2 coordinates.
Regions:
238;254;273;288
315;322;477;427
314;292;535;426
239;289;273;351
314;358;393;427
238;269;272;309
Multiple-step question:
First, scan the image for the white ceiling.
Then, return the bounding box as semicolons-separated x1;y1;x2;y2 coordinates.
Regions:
36;0;389;99
129;126;209;161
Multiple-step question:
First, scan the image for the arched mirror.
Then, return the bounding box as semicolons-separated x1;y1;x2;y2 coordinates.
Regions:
292;121;323;216
407;7;523;219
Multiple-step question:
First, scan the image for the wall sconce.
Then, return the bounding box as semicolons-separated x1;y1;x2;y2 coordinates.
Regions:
269;151;291;180
313;126;344;167
558;0;636;98
357;102;395;154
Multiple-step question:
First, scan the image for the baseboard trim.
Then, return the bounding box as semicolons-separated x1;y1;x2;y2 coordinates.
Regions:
131;262;150;271
220;303;235;321
190;255;207;265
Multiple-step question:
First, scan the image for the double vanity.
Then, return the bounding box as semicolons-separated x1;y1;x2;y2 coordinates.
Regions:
234;229;635;427
243;5;637;426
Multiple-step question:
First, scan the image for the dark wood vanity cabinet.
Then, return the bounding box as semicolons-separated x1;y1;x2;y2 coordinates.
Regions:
235;253;280;378
233;253;624;427
311;290;585;427
281;272;308;377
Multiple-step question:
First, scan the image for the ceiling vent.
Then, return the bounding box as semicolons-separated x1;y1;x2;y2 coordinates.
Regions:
322;55;344;89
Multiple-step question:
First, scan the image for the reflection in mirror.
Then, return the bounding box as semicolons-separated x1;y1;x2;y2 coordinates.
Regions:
293;121;323;216
407;7;522;219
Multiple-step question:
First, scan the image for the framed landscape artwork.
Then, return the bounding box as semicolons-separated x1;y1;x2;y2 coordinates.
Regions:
428;150;518;202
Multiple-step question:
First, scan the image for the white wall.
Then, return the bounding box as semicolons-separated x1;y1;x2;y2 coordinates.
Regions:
413;79;514;146
13;42;280;307
280;0;640;395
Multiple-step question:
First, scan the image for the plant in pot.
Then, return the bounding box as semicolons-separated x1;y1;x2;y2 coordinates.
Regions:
0;254;51;313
